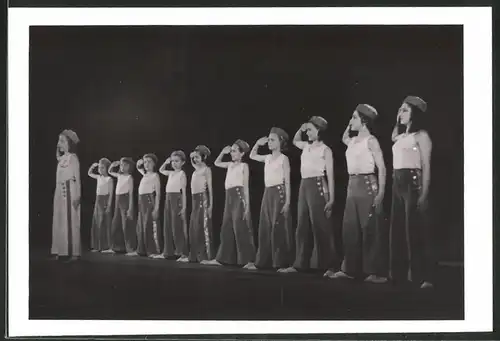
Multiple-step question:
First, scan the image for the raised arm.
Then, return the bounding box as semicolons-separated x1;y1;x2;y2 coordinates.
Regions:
368;136;386;212
206;167;213;218
249;137;269;163
416;130;432;204
159;157;173;176
392;112;403;142
87;163;99;179
56;146;62;162
342;123;352;146
108;161;120;178
293;124;308;150
214;146;232;168
136;159;145;176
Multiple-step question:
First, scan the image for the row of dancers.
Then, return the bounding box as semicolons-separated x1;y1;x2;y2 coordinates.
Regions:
51;95;434;289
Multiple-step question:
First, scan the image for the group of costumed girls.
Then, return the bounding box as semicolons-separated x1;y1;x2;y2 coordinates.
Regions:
51;95;434;289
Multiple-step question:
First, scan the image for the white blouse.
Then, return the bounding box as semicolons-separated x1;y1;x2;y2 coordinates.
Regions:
138;172;160;195
392;133;421;169
116;174;133;195
165;170;187;193
264;154;286;187
346;136;375;175
300;142;327;179
225;162;246;189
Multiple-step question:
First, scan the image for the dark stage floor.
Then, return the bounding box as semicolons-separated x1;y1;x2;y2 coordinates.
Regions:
29;250;464;320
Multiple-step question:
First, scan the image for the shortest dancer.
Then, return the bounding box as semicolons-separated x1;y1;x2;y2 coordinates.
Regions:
325;104;388;283
188;145;214;263
88;158;114;253
250;128;293;272
202;140;256;269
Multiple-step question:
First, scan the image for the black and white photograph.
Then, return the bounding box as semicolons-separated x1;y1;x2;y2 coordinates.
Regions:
7;6;492;337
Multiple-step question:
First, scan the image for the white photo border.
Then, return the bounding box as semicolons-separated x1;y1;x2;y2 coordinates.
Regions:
8;6;492;337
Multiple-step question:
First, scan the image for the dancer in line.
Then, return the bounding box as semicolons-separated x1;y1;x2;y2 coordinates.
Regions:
109;157;136;255
282;117;339;274
188;145;215;263
202;140;256;269
156;151;189;262
134;153;162;257
390;96;434;289
326;104;388;283
88;158;114;253
51;129;81;261
250;128;293;272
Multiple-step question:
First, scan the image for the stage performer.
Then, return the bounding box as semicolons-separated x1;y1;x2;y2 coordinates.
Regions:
202;140;256;269
188;145;215;263
51;129;82;261
249;127;293;272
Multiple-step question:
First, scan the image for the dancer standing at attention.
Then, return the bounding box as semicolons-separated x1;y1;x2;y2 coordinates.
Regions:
108;157;136;255
51;129;81;261
88;158;114;253
249;127;293;272
326;104;388;283
202;140;256;269
156;151;189;262
390;96;434;289
188;145;214;263
282;116;338;274
134;153;162;257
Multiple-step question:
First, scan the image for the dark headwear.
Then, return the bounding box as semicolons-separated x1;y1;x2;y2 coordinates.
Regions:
61;129;80;144
99;158;111;168
120;157;135;168
404;96;427;112
171;150;186;162
143;153;158;165
194;145;211;158
270;127;289;143
309;116;328;131
234;139;250;154
356;104;378;120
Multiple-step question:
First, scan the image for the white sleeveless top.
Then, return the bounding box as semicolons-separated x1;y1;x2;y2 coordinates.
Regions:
139;172;160;195
225;162;245;189
191;167;209;194
300;142;327;179
264;154;286;187
116;174;132;195
165;170;186;193
392;133;421;169
346;136;375;175
96;176;113;196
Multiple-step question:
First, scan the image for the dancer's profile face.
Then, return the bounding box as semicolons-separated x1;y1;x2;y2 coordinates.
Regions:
192;152;202;165
267;133;280;151
230;144;243;161
58;134;69;153
305;123;319;141
350;111;362;131
398;103;412;125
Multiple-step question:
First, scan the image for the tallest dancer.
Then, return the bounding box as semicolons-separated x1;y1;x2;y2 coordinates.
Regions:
282;116;339;274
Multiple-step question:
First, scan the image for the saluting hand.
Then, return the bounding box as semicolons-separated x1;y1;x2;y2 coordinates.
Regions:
257;137;269;146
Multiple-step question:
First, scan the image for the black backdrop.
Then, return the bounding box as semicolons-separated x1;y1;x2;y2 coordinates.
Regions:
29;25;463;262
